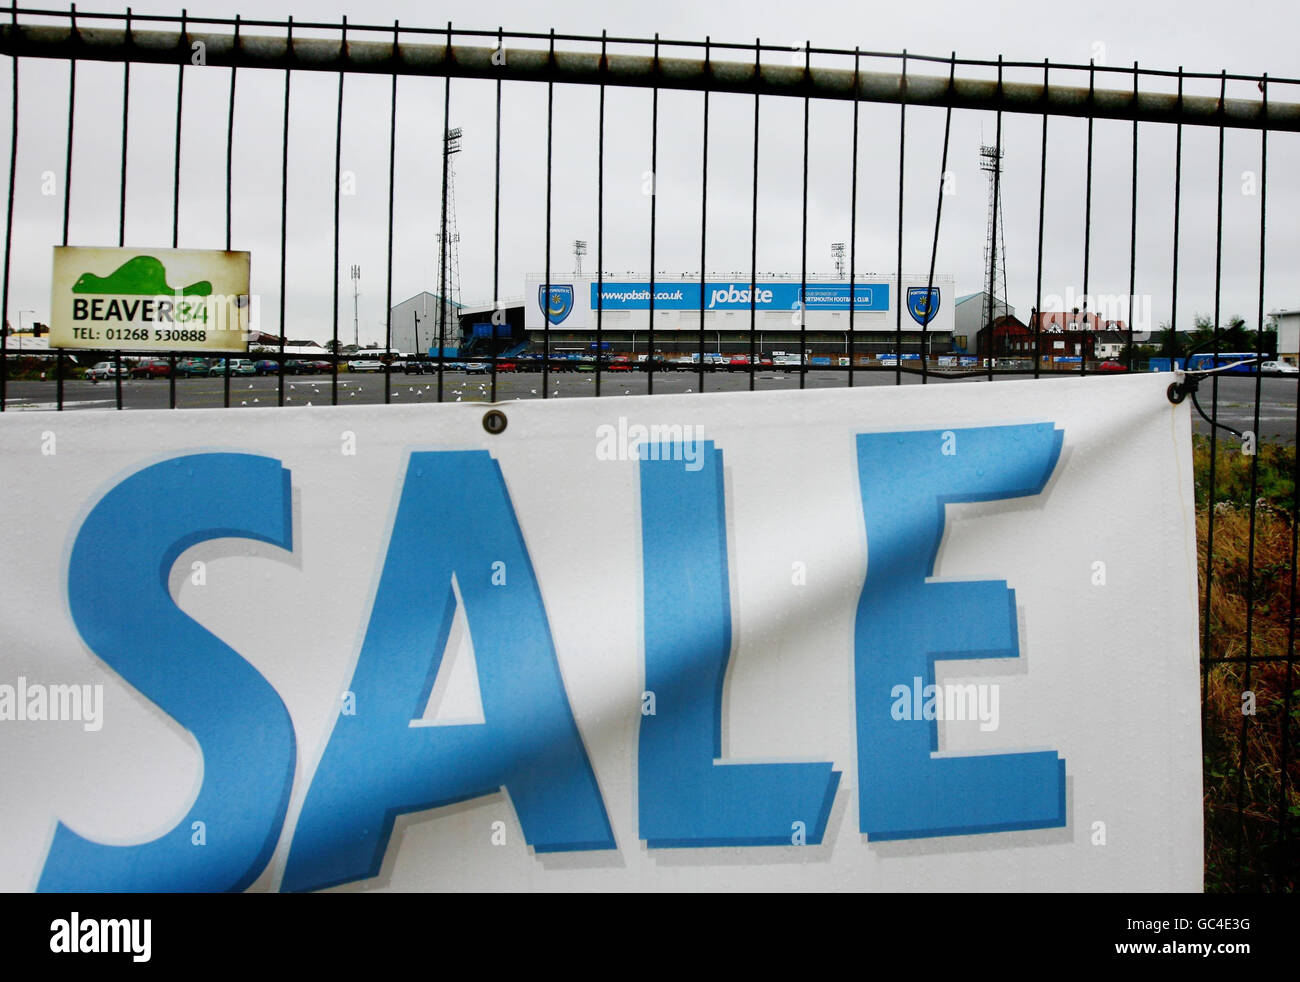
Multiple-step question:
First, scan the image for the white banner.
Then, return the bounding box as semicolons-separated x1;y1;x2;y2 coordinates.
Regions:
0;373;1201;891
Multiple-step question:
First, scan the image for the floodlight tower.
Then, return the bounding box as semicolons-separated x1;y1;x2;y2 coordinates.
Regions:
979;144;1009;330
573;240;588;277
831;242;846;279
350;265;360;348
437;127;464;318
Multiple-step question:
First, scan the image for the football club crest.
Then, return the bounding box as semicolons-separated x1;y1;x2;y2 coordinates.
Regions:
539;284;575;326
907;287;940;327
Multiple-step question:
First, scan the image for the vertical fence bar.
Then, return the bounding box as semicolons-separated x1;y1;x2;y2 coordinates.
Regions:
1126;62;1138;370
168;10;185;410
895;50;907;387
57;8;76;411
1237;74;1268;889
647;34;658;397
226;14;241;409
748;39;759;392
438;24;454;403
1284;321;1300;878
330;18;345;407
922;54;956;386
383;22;397;406
798;40;809;390
0;16;14;415
277;17;290;408
985;55;1000;384
697;36;710;395
848;47;858;388
115;8;130;411
172;11;185;250
490;27;502;404
595;30;605;396
540;27;551;400
226;14;238;253
1033;61;1047;380
1202;73;1227;820
1081;60;1094;375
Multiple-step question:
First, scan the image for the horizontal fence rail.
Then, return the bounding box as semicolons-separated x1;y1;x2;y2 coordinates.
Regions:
2;21;1299;131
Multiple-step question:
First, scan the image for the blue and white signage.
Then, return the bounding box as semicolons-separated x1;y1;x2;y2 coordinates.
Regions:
526;275;954;332
0;374;1201;891
587;281;891;312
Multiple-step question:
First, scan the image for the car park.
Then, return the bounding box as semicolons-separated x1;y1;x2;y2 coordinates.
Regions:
208;358;256;377
86;361;128;381
175;358;210;378
129;359;172;379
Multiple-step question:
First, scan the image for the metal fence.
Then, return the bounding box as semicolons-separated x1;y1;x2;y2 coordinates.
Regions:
0;6;1296;891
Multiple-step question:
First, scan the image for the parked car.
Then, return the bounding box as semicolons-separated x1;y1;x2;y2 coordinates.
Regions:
129;359;172;379
401;359;428;374
209;358;256;377
254;359;282;376
493;360;518;373
464;362;489;374
1260;360;1299;374
1096;361;1127;372
86;361;128;382
608;357;634;372
175;357;210;378
347;359;384;372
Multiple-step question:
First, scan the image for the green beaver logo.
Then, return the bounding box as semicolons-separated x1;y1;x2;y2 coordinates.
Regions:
71;255;212;297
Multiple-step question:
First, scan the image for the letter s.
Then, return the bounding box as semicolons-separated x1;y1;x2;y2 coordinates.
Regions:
39;453;296;893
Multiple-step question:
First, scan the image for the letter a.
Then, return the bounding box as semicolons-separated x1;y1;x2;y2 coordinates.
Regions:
283;450;613;892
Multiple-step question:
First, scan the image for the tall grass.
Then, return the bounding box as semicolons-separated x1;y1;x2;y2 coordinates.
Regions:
1195;435;1299;891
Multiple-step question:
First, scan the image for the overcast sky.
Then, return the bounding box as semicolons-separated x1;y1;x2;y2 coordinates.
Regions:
5;0;1298;345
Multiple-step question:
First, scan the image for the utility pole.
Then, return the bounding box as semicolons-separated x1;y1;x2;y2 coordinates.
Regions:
350;265;361;348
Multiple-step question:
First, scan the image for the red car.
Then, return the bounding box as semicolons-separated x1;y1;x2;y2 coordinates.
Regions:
494;361;518;373
129;359;172;379
1097;361;1127;372
608;357;634;372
